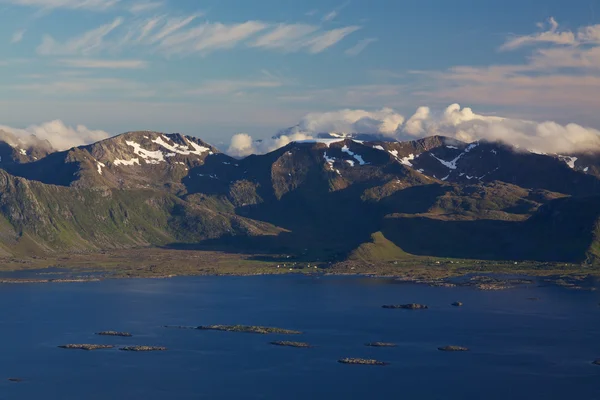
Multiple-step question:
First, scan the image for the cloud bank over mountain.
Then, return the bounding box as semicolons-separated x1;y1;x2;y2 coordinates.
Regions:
0;120;111;151
227;103;600;157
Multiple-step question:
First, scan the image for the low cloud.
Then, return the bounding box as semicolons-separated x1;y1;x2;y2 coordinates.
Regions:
0;120;111;151
226;103;600;157
228;132;313;158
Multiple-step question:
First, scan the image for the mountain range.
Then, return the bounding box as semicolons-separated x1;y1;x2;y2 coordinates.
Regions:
1;129;599;265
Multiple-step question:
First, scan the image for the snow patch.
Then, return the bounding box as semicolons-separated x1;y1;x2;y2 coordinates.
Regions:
346;159;355;167
373;145;385;151
584;167;589;172
19;148;27;155
441;174;450;181
114;158;140;166
446;146;458;150
431;141;479;170
96;161;105;175
152;135;210;156
400;154;415;167
125;140;164;164
341;145;367;165
558;155;578;169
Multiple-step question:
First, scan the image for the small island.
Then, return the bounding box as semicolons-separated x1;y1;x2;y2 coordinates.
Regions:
58;344;114;351
338;358;388;366
198;325;302;335
438;346;469;352
592;359;600;366
382;304;428;310
365;342;397;347
96;331;133;337
8;378;23;383
270;341;311;348
120;346;167;352
452;302;463;307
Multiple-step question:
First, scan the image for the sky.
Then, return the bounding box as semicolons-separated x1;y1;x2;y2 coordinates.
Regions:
0;0;600;150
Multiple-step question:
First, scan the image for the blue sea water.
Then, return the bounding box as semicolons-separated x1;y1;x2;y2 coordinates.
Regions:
0;275;598;400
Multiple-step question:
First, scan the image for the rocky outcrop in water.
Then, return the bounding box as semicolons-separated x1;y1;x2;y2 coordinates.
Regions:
593;359;600;366
438;346;469;352
198;325;302;335
452;302;463;307
365;342;396;347
96;331;132;337
59;344;114;351
8;378;23;382
382;304;428;310
338;358;388;366
120;346;167;352
270;341;311;348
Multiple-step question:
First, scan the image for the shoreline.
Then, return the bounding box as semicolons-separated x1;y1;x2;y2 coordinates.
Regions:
0;268;597;292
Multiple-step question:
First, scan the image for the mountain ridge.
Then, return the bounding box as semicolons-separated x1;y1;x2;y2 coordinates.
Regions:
0;130;599;266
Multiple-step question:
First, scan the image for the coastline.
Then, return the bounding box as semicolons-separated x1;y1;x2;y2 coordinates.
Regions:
0;247;598;288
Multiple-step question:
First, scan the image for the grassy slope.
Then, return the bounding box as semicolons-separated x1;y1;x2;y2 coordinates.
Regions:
0;170;280;255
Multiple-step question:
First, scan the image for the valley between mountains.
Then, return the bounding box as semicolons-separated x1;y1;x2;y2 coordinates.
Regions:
1;129;600;277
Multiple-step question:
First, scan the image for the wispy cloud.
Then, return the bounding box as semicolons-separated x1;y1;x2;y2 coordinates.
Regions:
305;26;360;53
0;0;120;11
345;37;377;56
411;17;600;119
10;29;26;44
322;10;337;22
500;17;576;51
35;14;361;57
12;76;154;97
37;17;123;55
58;58;148;68
186;79;282;96
128;0;162;14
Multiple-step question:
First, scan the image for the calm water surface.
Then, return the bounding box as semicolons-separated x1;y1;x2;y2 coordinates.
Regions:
0;275;599;399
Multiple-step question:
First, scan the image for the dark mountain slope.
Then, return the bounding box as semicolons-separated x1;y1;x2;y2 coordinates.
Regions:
380;195;600;263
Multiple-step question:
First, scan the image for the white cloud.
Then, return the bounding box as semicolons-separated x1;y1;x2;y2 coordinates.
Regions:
401;104;600;154
227;104;600;156
37;17;123;55
0;119;110;150
0;0;120;10
295;107;404;135
227;132;313;158
227;133;254;157
345;37;377;56
10;29;26;44
58;58;147;68
404;106;429;136
500;17;576;51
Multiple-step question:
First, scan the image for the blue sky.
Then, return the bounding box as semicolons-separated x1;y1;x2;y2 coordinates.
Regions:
0;0;599;145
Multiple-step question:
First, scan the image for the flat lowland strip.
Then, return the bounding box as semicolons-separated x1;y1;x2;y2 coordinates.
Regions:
198;325;302;335
0;247;597;281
